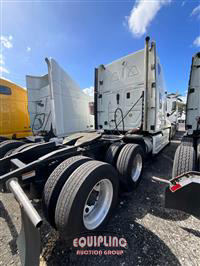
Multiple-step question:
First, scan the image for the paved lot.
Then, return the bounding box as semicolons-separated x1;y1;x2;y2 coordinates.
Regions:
0;128;200;266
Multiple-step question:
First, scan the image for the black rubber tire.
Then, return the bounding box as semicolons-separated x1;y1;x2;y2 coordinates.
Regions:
0;140;25;159
172;141;196;178
43;155;92;228
55;160;119;239
105;142;125;166
116;143;144;191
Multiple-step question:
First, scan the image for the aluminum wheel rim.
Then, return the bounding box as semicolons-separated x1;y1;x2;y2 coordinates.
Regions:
131;154;142;182
83;179;113;230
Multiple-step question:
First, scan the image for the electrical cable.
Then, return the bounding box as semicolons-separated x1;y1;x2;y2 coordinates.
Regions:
113;92;144;133
32;113;46;131
114;107;125;133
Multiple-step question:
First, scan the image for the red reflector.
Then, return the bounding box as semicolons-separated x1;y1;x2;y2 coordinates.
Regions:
171;183;182;192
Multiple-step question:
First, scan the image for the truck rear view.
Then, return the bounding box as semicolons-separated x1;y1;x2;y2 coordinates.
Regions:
95;37;171;154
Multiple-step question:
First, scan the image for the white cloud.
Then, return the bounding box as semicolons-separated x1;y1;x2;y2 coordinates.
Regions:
0;66;10;75
191;5;200;18
193;36;200;47
83;86;94;97
0;54;5;65
26;46;31;52
181;1;185;7
126;0;171;38
0;35;13;49
0;35;13;76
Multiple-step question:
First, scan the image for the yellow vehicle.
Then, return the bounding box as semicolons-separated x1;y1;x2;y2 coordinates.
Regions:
0;78;32;139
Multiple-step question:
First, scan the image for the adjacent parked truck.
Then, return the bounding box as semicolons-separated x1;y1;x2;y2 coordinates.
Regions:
161;52;200;219
0;37;173;265
0;78;32;140
27;58;94;138
0;59;94;143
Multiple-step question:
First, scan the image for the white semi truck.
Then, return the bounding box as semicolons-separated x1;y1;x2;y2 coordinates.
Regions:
0;37;173;265
158;52;200;218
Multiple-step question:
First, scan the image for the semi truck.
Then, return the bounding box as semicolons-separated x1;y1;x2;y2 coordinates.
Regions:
157;52;200;218
0;37;173;265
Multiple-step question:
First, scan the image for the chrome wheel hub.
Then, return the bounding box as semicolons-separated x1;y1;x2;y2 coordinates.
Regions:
83;179;113;230
131;154;142;182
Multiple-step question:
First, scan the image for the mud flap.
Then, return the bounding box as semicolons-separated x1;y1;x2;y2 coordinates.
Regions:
17;208;41;266
7;179;42;266
165;172;200;218
165;183;200;218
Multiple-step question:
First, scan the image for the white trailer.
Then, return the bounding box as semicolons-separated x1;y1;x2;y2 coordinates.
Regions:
27;58;94;138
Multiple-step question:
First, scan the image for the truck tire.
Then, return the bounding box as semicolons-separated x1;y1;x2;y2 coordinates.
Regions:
0;140;25;159
105;142;125;166
55;160;119;239
172;142;196;178
43;155;92;228
116;144;144;191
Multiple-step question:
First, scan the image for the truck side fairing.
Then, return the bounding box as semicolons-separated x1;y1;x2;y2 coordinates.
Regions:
27;58;94;138
186;52;200;134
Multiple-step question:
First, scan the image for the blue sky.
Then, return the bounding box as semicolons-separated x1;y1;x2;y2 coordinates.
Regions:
0;0;200;97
